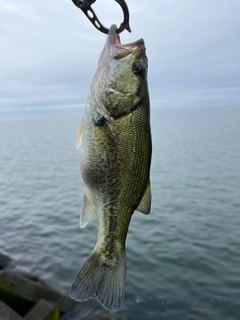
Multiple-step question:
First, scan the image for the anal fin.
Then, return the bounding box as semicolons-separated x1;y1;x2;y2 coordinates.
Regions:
80;190;97;228
136;180;151;214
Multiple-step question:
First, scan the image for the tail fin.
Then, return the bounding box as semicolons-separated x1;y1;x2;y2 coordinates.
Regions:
70;249;126;311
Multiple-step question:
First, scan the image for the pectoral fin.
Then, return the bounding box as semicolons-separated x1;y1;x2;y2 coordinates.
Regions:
136;180;151;215
80;190;97;228
76;118;84;151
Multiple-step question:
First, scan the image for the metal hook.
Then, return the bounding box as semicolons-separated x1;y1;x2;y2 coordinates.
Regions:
71;0;131;34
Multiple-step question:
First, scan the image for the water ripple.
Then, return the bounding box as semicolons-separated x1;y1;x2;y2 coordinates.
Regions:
1;108;240;319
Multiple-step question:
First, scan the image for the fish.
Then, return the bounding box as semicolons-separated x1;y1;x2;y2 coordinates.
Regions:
70;24;152;311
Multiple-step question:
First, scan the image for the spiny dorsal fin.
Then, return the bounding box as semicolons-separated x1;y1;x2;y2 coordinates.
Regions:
136;180;151;215
80;190;97;228
76;118;84;151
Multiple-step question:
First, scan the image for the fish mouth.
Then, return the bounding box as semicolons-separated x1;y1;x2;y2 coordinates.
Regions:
93;25;147;121
106;24;146;61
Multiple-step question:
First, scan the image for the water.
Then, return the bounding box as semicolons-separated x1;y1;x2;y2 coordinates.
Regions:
0;106;240;320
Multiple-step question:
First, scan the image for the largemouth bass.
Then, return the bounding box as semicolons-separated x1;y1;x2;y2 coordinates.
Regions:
70;24;152;311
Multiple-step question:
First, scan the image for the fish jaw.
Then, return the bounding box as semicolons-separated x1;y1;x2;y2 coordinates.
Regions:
91;24;149;120
100;24;146;64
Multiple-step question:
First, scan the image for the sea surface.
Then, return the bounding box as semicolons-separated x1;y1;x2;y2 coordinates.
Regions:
0;106;240;320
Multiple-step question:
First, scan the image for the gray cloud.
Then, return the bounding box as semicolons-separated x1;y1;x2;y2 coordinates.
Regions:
1;0;240;118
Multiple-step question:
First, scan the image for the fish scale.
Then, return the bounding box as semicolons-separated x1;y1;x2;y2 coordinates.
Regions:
70;24;152;311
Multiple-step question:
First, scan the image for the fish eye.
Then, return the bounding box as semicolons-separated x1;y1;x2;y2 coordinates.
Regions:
132;62;142;74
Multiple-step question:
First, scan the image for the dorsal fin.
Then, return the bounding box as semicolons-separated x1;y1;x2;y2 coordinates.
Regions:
136;180;151;214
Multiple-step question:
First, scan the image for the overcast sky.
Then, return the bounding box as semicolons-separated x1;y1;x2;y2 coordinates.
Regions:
1;0;240;119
